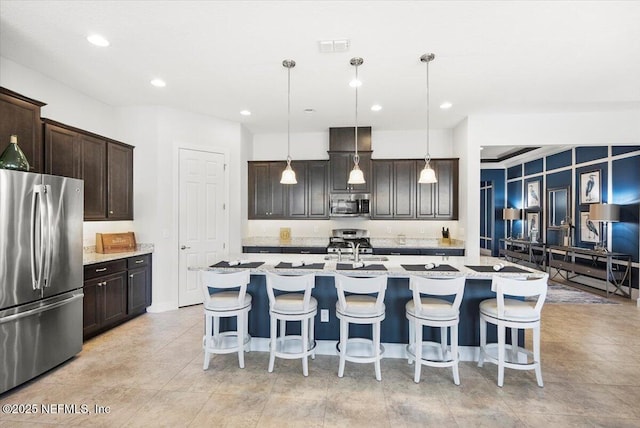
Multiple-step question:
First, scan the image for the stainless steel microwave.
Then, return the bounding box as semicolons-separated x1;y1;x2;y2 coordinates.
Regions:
329;193;370;217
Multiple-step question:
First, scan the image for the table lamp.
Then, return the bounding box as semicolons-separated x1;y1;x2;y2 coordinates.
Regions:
589;203;620;252
503;208;521;240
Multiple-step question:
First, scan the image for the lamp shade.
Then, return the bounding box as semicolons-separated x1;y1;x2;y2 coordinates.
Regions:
503;208;521;220
589;203;620;222
418;163;437;184
347;164;365;185
280;164;297;184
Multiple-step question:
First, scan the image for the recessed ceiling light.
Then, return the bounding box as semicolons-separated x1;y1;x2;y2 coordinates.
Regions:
87;34;109;47
371;104;382;112
240;110;251;116
304;108;315;114
150;79;166;88
440;101;453;109
349;79;362;88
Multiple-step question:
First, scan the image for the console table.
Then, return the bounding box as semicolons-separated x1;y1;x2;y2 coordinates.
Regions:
547;245;632;298
499;239;547;271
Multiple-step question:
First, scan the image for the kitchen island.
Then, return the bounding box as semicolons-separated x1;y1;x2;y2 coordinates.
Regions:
200;253;542;361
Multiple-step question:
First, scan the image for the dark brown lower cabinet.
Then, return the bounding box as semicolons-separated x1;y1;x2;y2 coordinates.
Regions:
83;255;152;340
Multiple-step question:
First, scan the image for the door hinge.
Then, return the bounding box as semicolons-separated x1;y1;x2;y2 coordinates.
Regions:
223;203;226;210
224;163;227;171
223;243;226;249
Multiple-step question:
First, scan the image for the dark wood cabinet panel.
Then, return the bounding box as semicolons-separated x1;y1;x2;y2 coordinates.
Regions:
249;160;328;219
329;152;371;194
307;161;329;218
0;87;45;173
107;142;133;220
288;161;308;218
329;127;371;152
81;134;107;220
372;160;415;219
44;123;81;178
84;255;152;340
416;159;459;220
248;161;287;218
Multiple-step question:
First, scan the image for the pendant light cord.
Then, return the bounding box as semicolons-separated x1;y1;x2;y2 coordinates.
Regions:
354;62;359;165
425;56;430;163
287;63;291;165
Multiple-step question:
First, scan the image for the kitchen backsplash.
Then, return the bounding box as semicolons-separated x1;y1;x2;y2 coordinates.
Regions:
245;219;461;240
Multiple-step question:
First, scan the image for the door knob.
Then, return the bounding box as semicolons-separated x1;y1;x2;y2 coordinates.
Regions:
181;245;191;250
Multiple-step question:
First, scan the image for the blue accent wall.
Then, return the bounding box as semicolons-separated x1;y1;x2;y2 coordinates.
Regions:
507;165;522;180
576;146;608;164
524;158;543;176
481;169;506;256
546;150;572;171
497;147;639;284
612;156;640;262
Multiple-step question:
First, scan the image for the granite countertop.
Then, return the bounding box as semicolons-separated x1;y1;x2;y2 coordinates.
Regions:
83;243;154;265
242;236;465;249
195;253;542;280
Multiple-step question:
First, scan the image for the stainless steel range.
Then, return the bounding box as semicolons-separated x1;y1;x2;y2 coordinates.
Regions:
326;229;373;255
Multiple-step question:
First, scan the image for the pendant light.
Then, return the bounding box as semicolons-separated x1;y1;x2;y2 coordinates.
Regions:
347;57;365;185
280;59;297;184
418;53;437;184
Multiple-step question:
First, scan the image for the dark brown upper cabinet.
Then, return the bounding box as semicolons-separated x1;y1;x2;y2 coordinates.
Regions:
328;152;372;194
43;119;133;221
416;159;459;219
371;160;416;219
248;160;329;220
0;87;45;173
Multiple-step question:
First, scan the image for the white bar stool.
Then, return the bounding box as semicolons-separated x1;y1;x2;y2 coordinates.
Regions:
200;270;252;370
265;272;317;377
478;274;548;387
406;275;466;385
334;273;388;381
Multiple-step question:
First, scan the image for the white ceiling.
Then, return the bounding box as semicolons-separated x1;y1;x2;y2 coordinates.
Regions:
1;0;639;142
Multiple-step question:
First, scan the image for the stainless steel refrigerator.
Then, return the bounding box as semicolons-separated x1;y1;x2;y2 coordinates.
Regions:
0;169;84;394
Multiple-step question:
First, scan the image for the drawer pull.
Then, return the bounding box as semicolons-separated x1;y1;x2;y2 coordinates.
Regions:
135;260;144;264
96;268;107;272
130;274;134;278
435;252;446;256
390;252;401;256
259;250;269;254
300;250;310;254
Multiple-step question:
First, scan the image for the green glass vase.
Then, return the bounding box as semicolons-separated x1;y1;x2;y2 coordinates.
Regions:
0;134;31;171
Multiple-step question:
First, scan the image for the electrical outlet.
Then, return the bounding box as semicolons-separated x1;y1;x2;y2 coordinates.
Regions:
321;309;329;322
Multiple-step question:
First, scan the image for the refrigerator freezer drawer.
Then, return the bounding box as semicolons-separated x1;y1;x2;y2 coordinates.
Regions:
0;291;83;394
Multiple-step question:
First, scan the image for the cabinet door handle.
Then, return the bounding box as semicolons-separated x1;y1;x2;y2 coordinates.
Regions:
129;274;134;278
135;259;144;264
109;210;114;214
180;245;191;250
96;267;107;272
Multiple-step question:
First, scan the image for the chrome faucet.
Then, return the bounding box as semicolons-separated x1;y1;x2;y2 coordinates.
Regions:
348;241;361;263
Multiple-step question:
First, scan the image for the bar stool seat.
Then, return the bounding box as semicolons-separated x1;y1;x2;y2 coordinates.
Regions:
200;270;252;370
406;276;466;385
478;274;548;387
266;272;317;376
334;273;388;381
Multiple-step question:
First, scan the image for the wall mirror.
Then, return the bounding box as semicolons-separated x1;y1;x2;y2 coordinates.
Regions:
547;186;570;228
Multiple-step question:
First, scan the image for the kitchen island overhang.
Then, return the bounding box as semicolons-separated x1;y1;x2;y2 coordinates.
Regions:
194;254;543;361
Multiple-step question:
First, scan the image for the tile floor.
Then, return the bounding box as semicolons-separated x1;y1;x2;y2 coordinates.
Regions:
1;296;639;427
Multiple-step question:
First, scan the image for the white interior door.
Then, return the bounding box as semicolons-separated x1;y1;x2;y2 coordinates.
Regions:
178;148;226;307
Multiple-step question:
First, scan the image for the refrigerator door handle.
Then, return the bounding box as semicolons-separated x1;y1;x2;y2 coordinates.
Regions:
0;292;84;326
43;185;54;287
30;185;46;290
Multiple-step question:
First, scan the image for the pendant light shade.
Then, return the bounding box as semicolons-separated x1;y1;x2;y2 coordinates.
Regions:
418;53;437;184
280;59;297;184
347;57;365;185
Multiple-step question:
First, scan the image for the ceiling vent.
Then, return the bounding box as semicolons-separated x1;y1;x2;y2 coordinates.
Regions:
318;39;350;53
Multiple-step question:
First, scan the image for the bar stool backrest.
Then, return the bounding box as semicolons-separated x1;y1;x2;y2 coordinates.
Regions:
334;274;388;312
265;272;316;312
199;270;251;307
491;274;549;318
409;276;466;313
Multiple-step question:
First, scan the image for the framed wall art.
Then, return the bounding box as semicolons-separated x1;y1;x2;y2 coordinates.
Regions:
526;211;540;241
580;170;601;204
525;180;541;209
580;211;599;243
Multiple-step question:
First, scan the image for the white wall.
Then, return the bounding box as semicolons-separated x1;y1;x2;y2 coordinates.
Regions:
0;57;117;137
